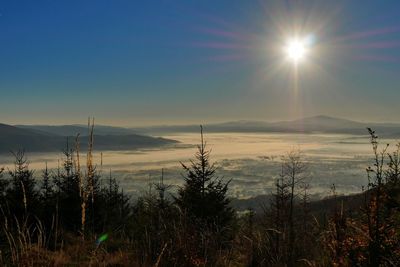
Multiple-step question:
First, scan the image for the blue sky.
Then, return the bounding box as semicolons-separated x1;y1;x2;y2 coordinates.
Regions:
1;0;400;125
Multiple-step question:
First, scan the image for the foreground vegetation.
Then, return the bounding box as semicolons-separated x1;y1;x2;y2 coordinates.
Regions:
0;123;399;266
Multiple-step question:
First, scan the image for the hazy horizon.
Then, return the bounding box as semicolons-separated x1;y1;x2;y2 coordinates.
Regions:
6;114;400;128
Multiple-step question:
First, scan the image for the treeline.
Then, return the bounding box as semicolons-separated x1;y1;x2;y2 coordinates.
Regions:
0;125;399;266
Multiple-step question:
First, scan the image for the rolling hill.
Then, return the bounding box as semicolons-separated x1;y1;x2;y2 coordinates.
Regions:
16;124;138;136
0;123;178;153
130;115;400;137
8;115;400;153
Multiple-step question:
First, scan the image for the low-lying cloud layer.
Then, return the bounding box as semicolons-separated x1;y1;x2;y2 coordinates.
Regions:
0;133;387;200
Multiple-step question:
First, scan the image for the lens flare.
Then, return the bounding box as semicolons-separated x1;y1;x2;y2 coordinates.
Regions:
96;233;109;246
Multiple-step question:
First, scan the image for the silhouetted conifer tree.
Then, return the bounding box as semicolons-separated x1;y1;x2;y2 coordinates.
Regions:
40;163;53;201
7;150;38;219
39;162;56;229
99;170;130;233
54;140;81;231
176;126;234;232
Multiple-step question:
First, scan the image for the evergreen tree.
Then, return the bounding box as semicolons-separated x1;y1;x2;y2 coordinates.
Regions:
40;162;53;201
7;150;38;219
39;162;55;229
175;126;234;233
99;170;131;233
54;141;81;231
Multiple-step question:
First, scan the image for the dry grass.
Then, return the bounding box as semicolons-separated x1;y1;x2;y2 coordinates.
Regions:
2;220;140;267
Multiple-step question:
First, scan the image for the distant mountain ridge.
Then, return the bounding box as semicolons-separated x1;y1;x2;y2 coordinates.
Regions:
16;124;138;136
6;115;400;153
0;123;178;153
129;115;400;137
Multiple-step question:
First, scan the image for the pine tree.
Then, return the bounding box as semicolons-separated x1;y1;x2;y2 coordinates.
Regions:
175;126;234;233
40;162;53;201
99;170;130;233
39;162;55;228
54;140;81;231
7;150;38;219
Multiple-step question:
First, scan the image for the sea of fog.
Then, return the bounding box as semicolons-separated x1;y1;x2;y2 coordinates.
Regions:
0;132;396;199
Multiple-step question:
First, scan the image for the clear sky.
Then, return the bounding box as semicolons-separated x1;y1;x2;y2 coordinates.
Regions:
1;0;400;126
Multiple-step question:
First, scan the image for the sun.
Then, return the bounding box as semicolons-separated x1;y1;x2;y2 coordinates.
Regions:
284;36;311;64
